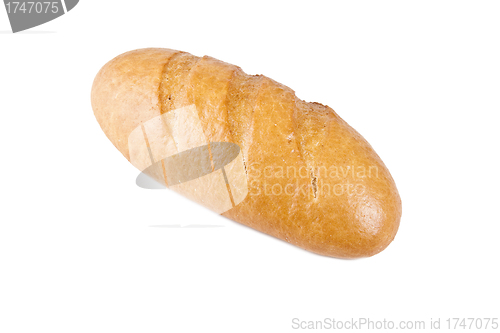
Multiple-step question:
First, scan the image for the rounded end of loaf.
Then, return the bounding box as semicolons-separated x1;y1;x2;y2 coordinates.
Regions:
223;98;402;259
329;166;402;259
282;180;401;259
91;48;181;161
299;148;402;259
338;189;402;259
286;188;401;259
307;109;402;259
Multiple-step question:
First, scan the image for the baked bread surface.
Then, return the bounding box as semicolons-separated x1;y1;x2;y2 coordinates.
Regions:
92;48;402;258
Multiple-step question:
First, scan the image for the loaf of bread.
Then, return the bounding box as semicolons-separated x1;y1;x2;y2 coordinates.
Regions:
91;48;402;258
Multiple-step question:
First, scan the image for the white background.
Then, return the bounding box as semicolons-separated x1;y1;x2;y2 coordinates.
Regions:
1;1;499;332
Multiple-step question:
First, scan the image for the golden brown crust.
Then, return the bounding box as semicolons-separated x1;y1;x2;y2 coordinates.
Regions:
91;48;402;258
187;56;237;143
